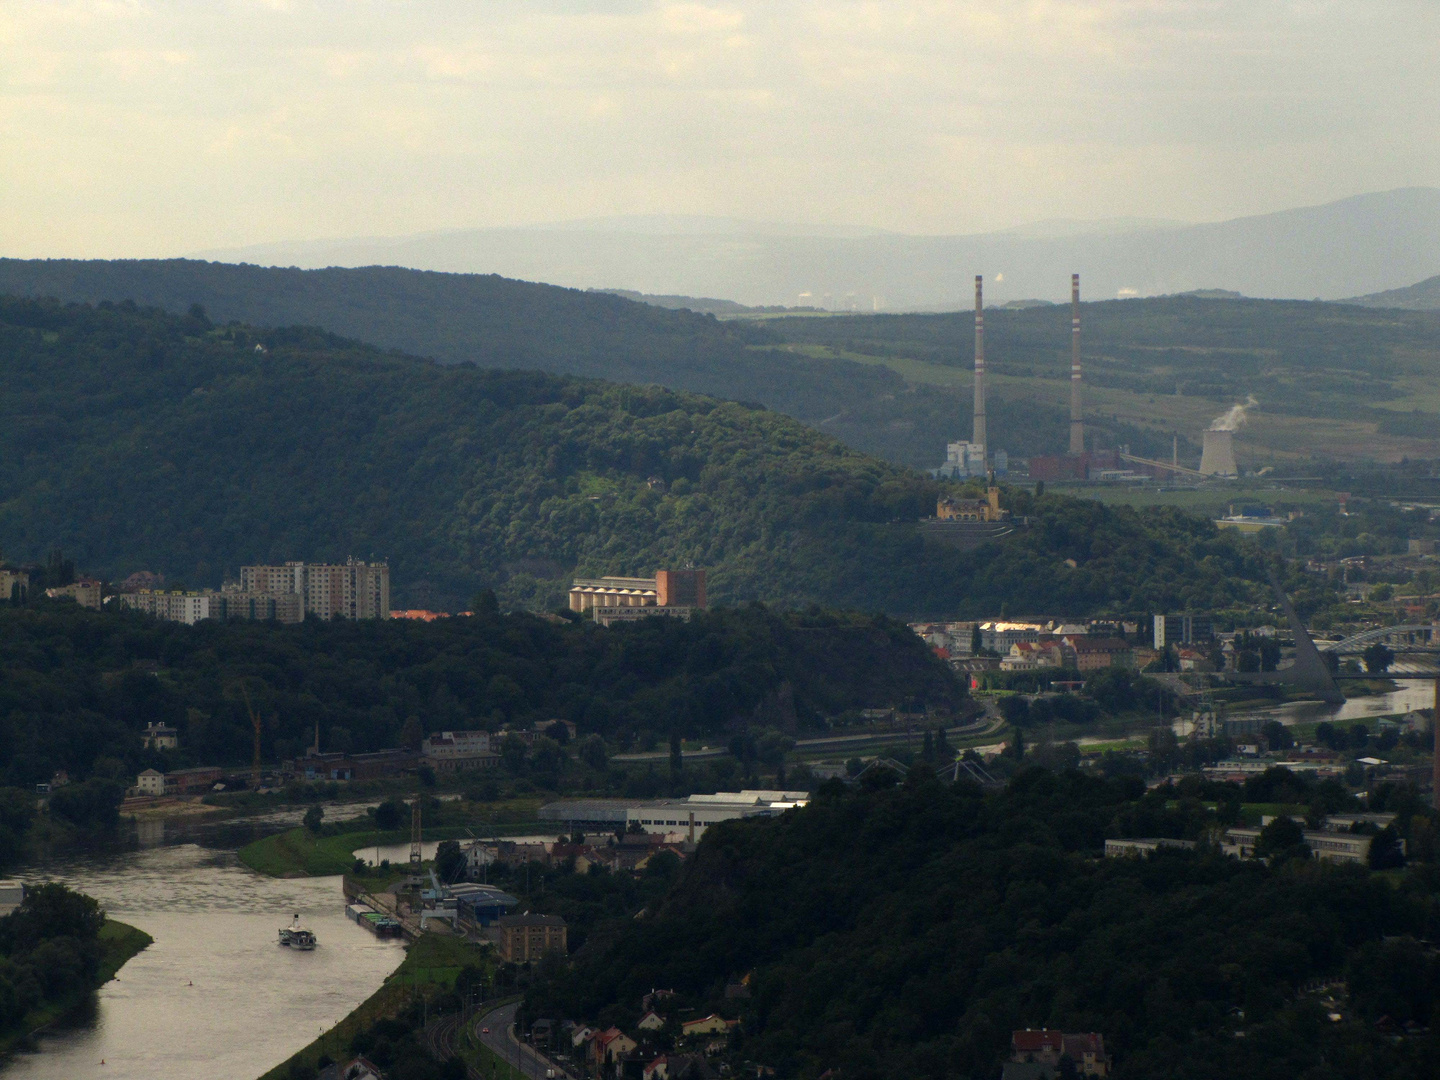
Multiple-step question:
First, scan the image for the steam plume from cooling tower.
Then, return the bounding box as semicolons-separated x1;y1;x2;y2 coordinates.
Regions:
1210;396;1259;432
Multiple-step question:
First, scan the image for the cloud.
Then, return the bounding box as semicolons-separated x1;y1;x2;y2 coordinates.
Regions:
0;1;1437;256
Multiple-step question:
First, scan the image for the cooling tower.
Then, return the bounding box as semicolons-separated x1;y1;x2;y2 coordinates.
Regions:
1200;429;1238;477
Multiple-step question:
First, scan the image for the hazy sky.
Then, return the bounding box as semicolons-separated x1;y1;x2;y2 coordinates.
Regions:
3;0;1438;256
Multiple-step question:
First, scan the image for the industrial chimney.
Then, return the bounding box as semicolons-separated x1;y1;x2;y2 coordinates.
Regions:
973;275;986;461
1069;273;1084;455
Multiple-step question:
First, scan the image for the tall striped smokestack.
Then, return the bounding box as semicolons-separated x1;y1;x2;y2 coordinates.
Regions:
973;275;986;458
1069;272;1084;455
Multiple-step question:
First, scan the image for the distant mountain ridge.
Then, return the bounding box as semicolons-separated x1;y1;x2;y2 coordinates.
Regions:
1344;274;1440;311
191;188;1440;308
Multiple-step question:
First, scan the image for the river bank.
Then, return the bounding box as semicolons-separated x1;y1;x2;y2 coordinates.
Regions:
257;931;489;1080
0;918;152;1062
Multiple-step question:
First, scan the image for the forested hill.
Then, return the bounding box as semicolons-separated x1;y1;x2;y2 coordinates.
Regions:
0;603;963;787
0;296;1287;614
526;773;1440;1080
0;259;1212;468
0;258;770;390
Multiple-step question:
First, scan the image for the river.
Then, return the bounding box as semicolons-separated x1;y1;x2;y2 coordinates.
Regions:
1;843;404;1080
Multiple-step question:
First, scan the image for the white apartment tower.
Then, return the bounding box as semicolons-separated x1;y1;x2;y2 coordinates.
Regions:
238;560;390;620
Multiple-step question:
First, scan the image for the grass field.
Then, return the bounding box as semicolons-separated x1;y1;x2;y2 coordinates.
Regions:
259;932;491;1080
239;822;545;878
97;919;153;983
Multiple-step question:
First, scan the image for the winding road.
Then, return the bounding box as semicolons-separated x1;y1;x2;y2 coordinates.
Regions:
426;1001;573;1080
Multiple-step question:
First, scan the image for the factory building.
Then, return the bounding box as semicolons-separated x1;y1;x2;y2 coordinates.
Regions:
539;790;809;840
568;568;706;626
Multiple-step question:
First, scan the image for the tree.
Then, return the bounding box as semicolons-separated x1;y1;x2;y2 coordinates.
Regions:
1368;824;1405;870
48;778;124;830
1259;639;1281;672
302;804;324;833
669;730;684;777
1262;720;1292;753
1363;642;1395;674
1254;815;1309;862
500;733;529;774
577;734;607;772
374;799;404;831
435;839;467;882
970;624;983;656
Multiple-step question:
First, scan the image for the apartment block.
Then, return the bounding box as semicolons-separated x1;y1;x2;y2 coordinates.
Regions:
46;579;103;610
239;560;390;620
486;913;568;963
116;588;304;624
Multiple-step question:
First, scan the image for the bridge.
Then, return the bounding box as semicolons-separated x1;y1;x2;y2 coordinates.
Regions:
1221;575;1440;807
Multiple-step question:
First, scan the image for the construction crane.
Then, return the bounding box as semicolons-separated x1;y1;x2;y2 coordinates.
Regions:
239;682;265;788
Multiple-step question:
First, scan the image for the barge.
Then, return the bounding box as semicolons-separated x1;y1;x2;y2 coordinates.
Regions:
346;903;403;938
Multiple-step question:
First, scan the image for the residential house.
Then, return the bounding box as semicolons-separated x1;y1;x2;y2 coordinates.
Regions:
637;1010;666;1031
1002;639;1070;671
1062;1033;1110;1076
680;1015;729;1038
142;722;178;750
1006;1029;1110;1078
135;769;166;796
643;1057;669;1080
592;1028;638;1069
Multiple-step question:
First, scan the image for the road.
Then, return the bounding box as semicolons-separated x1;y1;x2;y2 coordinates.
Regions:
471;1001;573;1080
612;715;997;764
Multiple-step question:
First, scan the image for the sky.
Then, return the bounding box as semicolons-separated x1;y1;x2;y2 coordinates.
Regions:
2;0;1438;257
